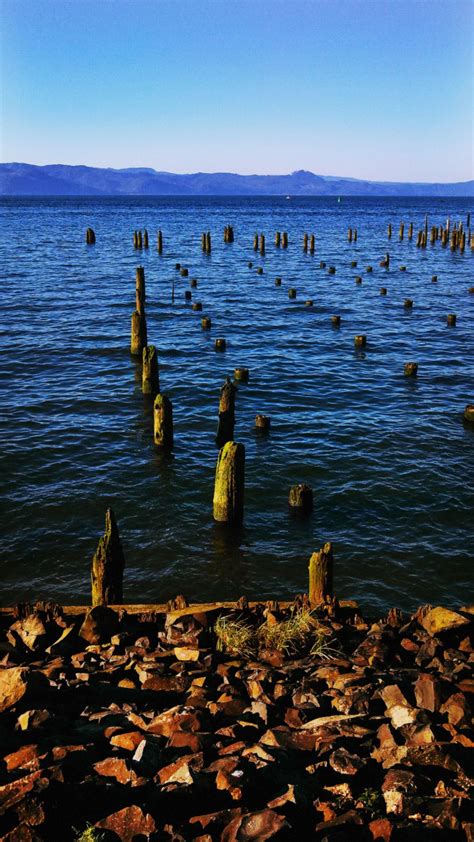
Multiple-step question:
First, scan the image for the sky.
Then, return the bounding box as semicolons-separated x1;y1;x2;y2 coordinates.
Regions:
1;0;472;181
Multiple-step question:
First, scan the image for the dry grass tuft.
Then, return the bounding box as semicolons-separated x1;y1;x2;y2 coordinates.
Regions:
215;614;255;658
257;609;316;654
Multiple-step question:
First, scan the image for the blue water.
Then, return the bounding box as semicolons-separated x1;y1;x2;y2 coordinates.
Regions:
0;196;473;612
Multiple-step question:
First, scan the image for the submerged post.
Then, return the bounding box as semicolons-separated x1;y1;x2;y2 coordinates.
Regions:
86;227;96;245
216;377;236;448
213;441;245;525
308;542;333;607
91;508;125;607
154;394;174;448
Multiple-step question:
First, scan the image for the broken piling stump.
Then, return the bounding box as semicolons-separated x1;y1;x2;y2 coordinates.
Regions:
255;414;270;433
216;378;236;448
213;441;245;525
135;266;145;315
308;541;333;607
215;338;226;351
288;484;313;513
142;345;159;395
91;509;125;607
86;227;96;245
404;362;418;377
131;311;147;356
354;335;366;348
447;313;457;327
154;394;174;449
234;367;249;382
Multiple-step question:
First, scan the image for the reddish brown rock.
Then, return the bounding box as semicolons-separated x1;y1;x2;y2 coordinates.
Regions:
93;757;137;784
221;809;288;841
369;817;393;840
95;805;155;840
329;746;364;775
4;744;46;773
8;614;48;652
78;605;119;644
418;606;470;636
146;705;201;736
17;709;50;731
110;730;144;751
440;692;471;726
0;668;47;714
414;673;442;711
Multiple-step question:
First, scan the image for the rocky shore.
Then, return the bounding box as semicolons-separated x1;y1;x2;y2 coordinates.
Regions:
0;597;472;841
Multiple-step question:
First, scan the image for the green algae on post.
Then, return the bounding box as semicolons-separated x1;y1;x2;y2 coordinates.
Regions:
213;441;245;525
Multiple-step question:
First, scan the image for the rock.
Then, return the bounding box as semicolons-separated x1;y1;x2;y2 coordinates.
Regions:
95;805;156;841
7;614;48;652
315;810;363;833
17;709;50;731
93;757;137;785
0;668;48;714
132;738;161;772
267;784;296;808
146;705;201;737
440;692;471;726
45;625;78;655
4;744;46;773
369;817;393;840
418;606;470;636
221;809;288;841
157;753;202;785
110;730;144;751
78;605;119;644
300;713;366;730
329;747;364;775
174;646;201;661
414;673;442;711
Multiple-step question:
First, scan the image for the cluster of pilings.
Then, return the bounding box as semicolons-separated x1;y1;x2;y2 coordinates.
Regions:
201;231;212;253
85;209;472;605
133;229;149;249
302;233;315;253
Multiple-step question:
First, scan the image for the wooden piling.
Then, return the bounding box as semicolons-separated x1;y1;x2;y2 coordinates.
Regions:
348;228;353;242
275;232;281;247
303;233;308;252
131;310;147;355
205;232;211;253
447;313;457;327
86;227;96;245
213;441;245;525
309;234;315;254
157;230;163;254
380;287;387;295
255;414;270;433
354;335;366;347
308;542;333;607
201;316;212;329
192;302;203;311
234;367;249;382
388;224;392;239
408;222;413;240
253;233;259;251
142;345;159;395
91;509;125;607
404;362;418;376
399;223;404;240
135;266;145;315
404;299;413;309
154;394;174;449
215;338;226;351
143;229;149;249
288;288;297;299
259;234;265;256
331;315;341;327
137;230;143;249
216;378;236;448
464;405;474;423
288;484;313;512
282;232;288;248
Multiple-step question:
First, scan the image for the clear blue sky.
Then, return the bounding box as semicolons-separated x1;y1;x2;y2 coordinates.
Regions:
1;0;472;181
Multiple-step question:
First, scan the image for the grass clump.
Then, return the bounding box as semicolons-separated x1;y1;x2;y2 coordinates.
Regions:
257;609;315;655
215;614;255;658
357;787;384;818
310;625;340;660
74;826;105;842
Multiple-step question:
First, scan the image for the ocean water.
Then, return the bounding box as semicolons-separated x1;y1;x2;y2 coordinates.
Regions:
0;196;473;613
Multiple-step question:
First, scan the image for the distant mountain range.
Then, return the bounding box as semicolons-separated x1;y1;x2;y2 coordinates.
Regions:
1;163;472;197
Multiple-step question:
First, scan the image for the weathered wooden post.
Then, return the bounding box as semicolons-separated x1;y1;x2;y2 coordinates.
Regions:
157;230;163;253
309;234;315;253
288;288;297;299
404;362;418;376
282;232;288;248
215;338;226;351
275;277;282;286
206;231;212;253
86;227;96;245
354;335;366;347
348;228;353;242
137;230;143;249
191;278;198;288
259;233;265;255
388;223;392;238
216;378;236;448
303;233;308;252
289;484;313;512
133;231;138;249
202;232;207;252
255;414;270;433
308;542;333;607
192;301;203;311
135;266;145;315
91;508;125;606
180;267;189;277
404;299;413;309
201;316;212;329
142;345;159;395
353;229;357;242
131;310;147;355
253;233;258;251
213;441;245;525
464;405;474;423
331;315;341;327
447;313;457;327
424;214;428;241
408;222;413;240
234;367;249;382
399;222;404;240
257;267;263;275
275;231;281;247
320;261;326;268
380;287;387;295
154;394;173;448
143;229;149;249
